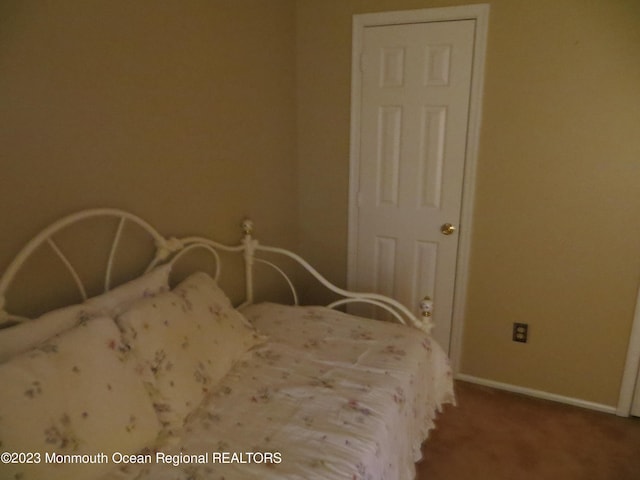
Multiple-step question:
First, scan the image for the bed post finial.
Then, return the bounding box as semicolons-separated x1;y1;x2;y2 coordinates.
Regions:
242;219;254;236
419;296;433;318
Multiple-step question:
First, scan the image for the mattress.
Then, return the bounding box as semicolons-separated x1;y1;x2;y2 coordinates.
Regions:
102;303;454;480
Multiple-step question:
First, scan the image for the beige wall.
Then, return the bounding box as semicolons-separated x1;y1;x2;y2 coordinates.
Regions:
296;0;640;406
0;1;298;309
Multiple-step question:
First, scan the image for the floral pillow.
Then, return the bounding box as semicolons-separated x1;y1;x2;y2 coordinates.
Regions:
0;264;171;364
0;316;161;480
116;272;265;432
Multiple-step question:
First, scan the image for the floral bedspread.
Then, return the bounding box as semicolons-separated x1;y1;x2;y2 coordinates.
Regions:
102;304;454;480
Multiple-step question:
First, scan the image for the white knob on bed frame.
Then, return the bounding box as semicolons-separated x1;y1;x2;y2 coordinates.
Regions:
242;219;254;236
420;296;433;318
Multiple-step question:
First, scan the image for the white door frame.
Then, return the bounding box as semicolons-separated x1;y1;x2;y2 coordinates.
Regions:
347;4;489;372
617;284;640;416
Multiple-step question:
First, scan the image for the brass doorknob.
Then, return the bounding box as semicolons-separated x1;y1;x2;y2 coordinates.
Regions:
440;223;456;235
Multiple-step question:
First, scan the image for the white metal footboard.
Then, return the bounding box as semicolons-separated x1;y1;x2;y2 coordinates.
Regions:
239;220;432;333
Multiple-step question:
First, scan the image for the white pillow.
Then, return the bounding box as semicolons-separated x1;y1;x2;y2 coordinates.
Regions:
0;316;161;480
117;272;265;432
0;264;171;363
0;304;100;363
84;263;171;315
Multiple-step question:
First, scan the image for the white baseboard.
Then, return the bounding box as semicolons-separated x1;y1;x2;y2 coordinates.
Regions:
455;373;617;415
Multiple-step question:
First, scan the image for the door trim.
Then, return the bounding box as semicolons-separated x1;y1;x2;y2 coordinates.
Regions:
617;284;640;416
347;4;490;372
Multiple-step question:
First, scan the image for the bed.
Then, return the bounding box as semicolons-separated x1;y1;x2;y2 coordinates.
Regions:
0;208;454;480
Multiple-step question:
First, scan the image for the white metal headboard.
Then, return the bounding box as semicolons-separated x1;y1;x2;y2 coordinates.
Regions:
0;208;433;333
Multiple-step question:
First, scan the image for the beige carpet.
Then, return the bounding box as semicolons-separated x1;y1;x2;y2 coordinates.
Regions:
416;381;640;480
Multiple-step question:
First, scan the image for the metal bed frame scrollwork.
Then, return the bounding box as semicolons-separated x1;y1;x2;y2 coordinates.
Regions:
0;208;433;332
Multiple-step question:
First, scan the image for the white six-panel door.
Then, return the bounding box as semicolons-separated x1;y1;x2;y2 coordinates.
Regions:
351;20;475;352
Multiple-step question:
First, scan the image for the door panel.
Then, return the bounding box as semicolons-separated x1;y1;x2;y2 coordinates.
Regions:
353;20;475;352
